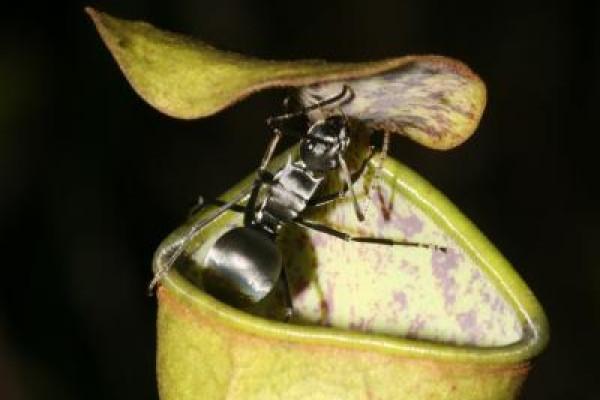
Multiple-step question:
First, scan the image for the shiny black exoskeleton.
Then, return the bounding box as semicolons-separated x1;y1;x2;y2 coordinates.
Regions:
150;86;444;316
201;114;353;309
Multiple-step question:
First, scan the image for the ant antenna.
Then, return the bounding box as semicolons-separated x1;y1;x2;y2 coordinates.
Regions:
262;83;355;175
266;85;354;127
304;84;353;112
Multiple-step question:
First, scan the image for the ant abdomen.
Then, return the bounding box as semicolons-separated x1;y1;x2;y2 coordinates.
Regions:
202;227;283;305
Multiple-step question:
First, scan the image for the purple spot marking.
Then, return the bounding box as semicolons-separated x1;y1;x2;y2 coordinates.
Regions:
350;313;377;333
374;195;424;238
323;279;336;326
349;319;363;331
363;314;377;332
480;288;491;304
392;290;408;311
457;309;478;331
314;64;476;131
391;212;424;237
468;270;482;287
492;296;507;314
407;315;427;339
456;309;484;343
310;232;330;248
432;249;462;307
397;260;419;277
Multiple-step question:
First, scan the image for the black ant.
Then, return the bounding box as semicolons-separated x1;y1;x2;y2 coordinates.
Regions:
150;86;445;318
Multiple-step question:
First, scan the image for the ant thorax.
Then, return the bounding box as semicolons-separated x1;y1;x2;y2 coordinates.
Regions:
254;116;351;235
255;159;325;235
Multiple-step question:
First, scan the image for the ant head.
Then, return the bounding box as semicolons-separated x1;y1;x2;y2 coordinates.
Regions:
300;115;350;172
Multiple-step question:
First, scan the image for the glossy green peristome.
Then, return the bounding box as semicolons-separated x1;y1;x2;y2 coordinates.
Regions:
153;146;548;400
86;7;485;150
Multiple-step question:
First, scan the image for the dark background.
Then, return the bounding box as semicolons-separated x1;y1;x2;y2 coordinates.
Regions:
1;0;597;399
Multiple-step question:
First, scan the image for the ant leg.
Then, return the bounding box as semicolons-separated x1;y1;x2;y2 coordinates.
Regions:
244;170;274;227
266;85;354;127
292;218;447;253
198;198;246;214
260;92;309;171
307;145;376;208
259;92;300;172
262;85;354;170
280;264;294;321
259;131;283;171
187;172;274;229
149;181;258;292
367;131;390;195
337;154;364;221
188;170;275;223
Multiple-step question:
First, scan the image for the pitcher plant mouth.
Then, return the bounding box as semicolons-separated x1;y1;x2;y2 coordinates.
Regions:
153;146;548;366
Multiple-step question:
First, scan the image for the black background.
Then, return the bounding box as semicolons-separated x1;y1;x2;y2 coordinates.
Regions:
1;1;598;399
